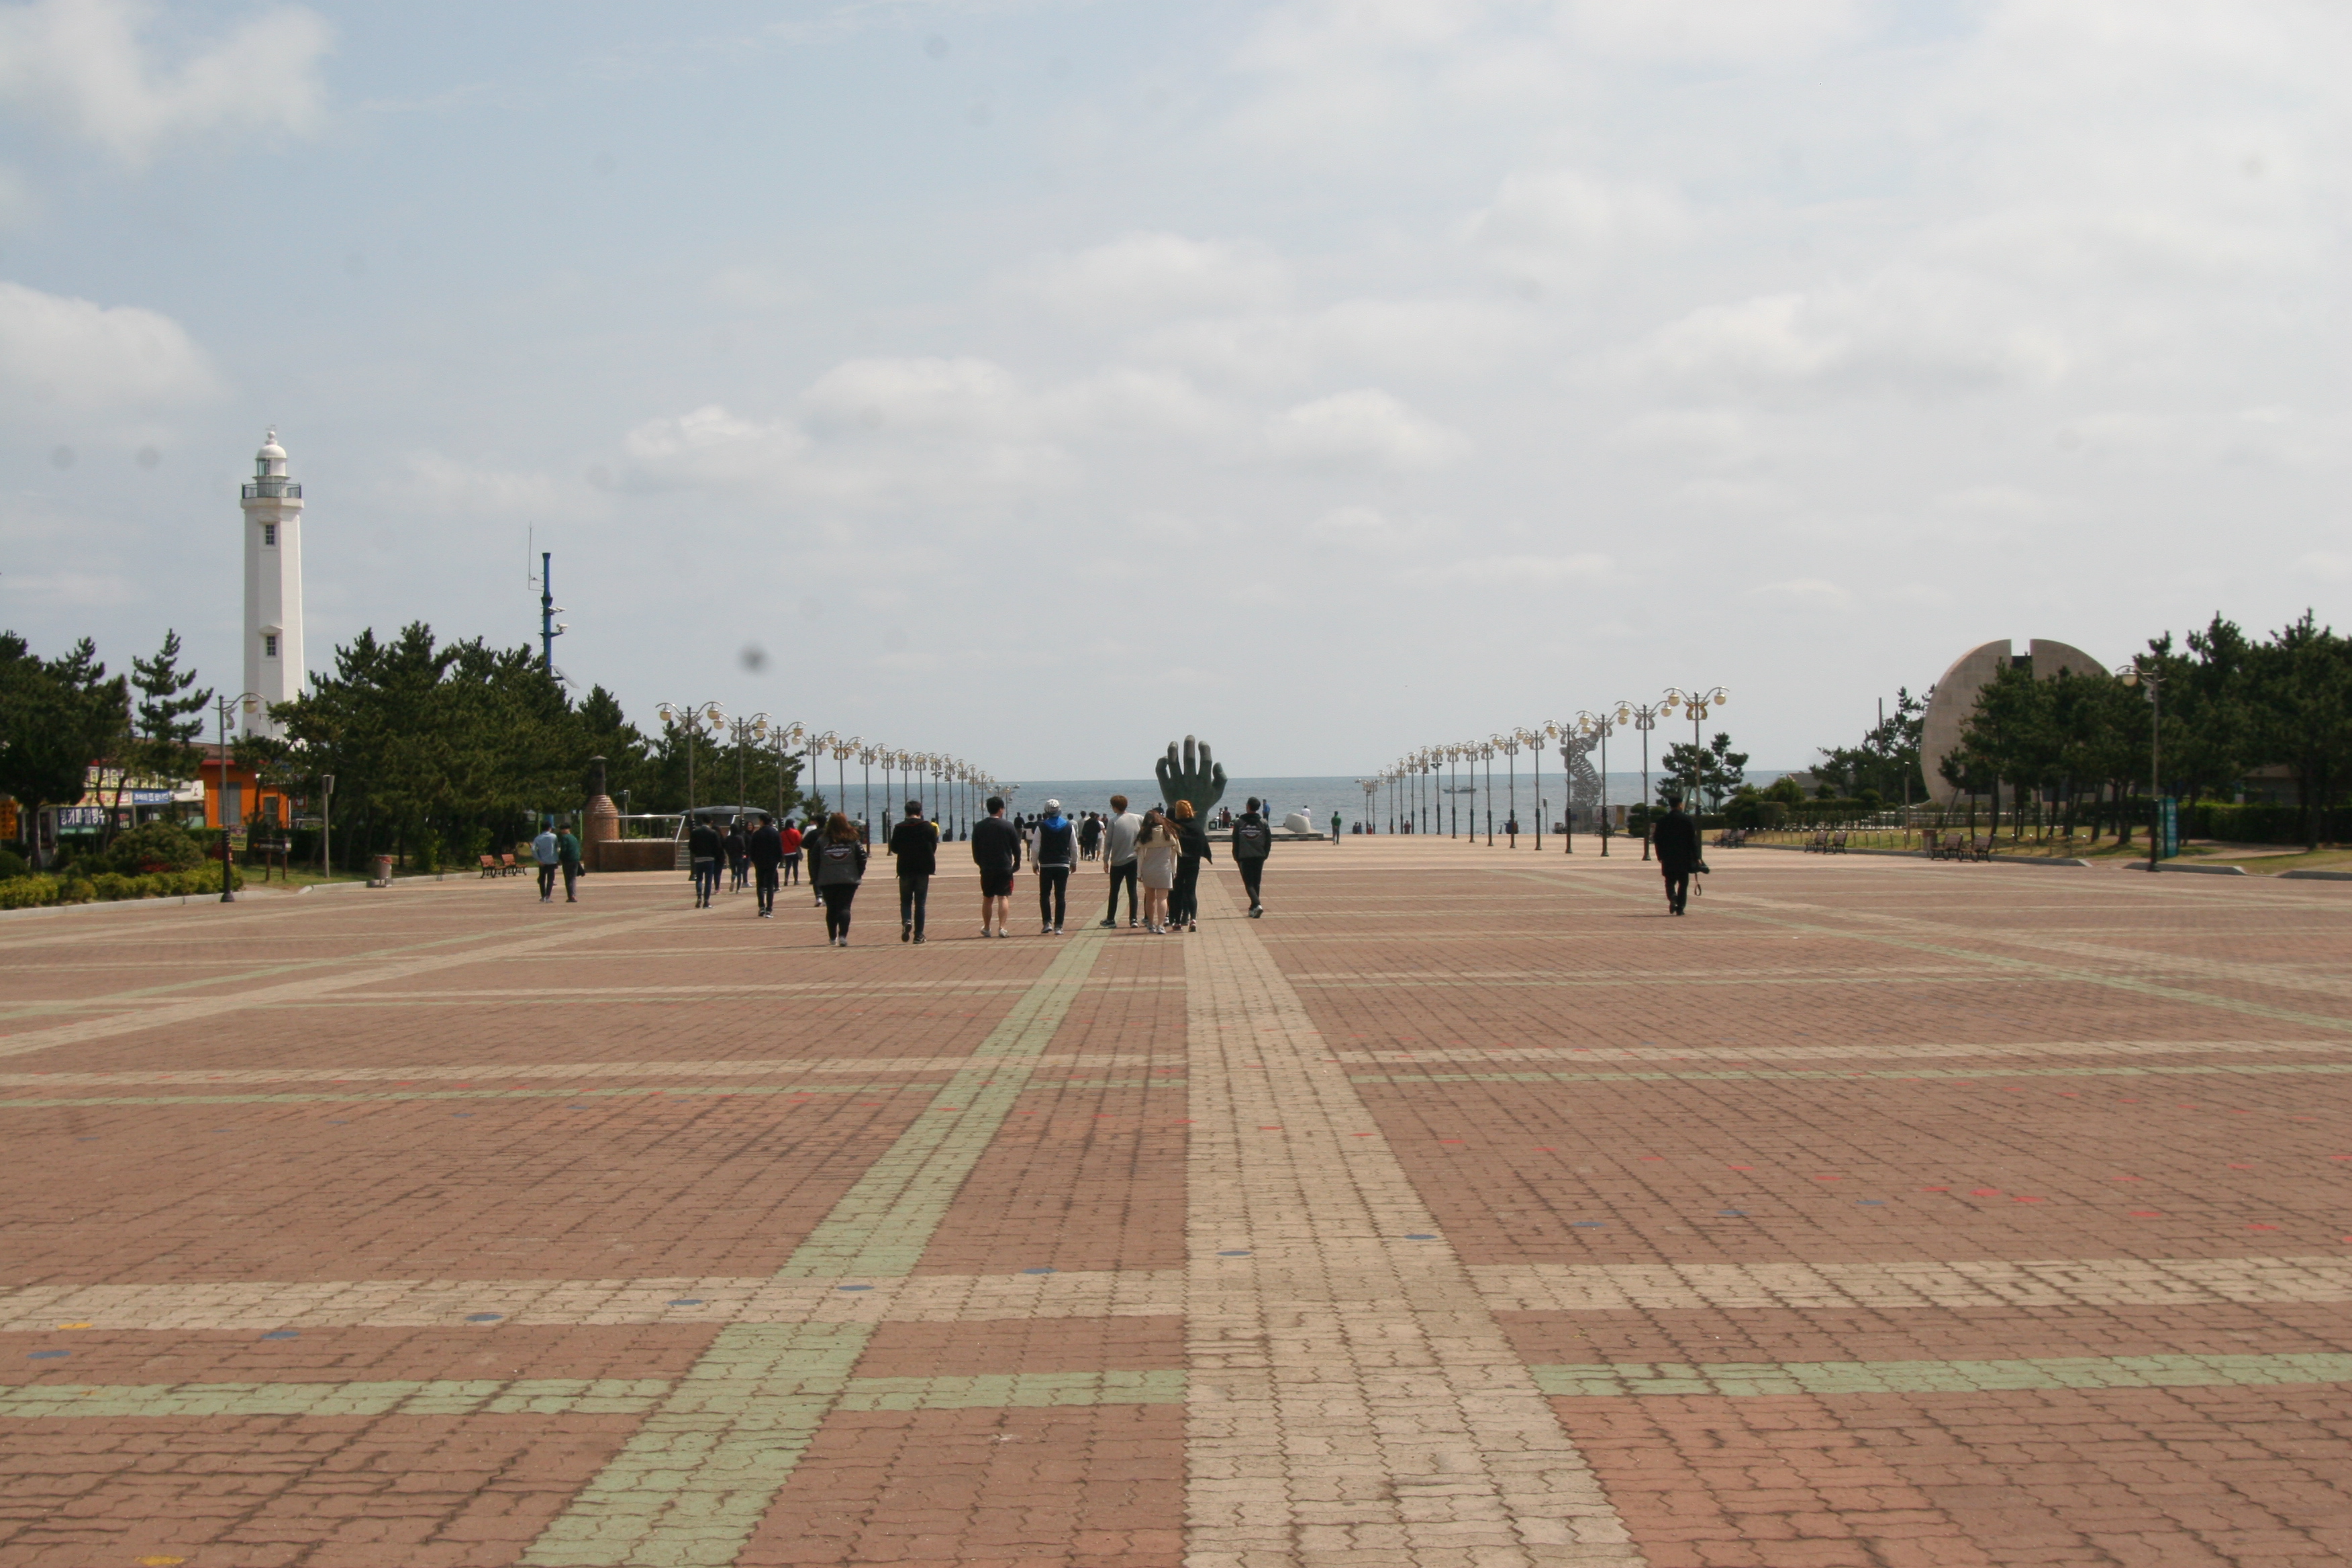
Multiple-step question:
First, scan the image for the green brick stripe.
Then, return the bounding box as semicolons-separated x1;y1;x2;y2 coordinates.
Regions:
1534;1353;2352;1398
1359;1061;2352;1087
835;1369;1183;1411
1;1369;1184;1422
0;1077;1179;1110
523;931;1104;1568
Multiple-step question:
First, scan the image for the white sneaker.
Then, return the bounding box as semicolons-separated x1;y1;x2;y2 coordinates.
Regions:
1052;926;1063;935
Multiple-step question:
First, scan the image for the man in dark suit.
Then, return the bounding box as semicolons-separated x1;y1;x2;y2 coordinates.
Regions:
1651;793;1701;916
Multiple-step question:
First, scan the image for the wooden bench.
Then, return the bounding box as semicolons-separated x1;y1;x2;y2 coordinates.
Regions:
499;852;521;876
479;854;501;878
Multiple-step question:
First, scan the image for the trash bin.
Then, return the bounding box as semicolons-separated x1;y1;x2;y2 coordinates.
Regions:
369;854;394;888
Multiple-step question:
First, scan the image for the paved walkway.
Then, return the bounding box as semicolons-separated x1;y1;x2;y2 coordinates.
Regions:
3;841;2350;1566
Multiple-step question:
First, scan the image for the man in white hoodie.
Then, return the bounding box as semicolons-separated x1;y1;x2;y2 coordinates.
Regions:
1097;793;1142;928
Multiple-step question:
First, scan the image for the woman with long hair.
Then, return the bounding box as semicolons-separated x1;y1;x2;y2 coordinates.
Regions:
1134;807;1179;934
811;811;869;946
1168;798;1212;933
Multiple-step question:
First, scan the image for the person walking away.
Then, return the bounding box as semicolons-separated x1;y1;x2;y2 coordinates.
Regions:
1331;810;1342;845
1169;799;1212;932
1100;794;1142;928
1653;793;1701;916
1134;807;1179;934
556;823;582;903
1234;797;1273;917
779;818;804;887
532;821;560;902
812;812;868;944
888;799;937;943
724;820;750;893
687;816;724;908
971;795;1020;936
1028;798;1078;934
1079;812;1101;862
748;812;784;918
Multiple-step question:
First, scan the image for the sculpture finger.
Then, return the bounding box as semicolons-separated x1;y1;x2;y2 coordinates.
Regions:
1183;735;1198;781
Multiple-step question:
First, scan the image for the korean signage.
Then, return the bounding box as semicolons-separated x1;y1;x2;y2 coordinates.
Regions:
2159;797;2179;860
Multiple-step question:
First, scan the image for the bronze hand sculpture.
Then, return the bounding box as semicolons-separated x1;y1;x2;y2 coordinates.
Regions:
1155;735;1227;819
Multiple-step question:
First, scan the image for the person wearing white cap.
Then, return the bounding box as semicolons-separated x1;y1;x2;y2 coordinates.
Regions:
1028;798;1078;934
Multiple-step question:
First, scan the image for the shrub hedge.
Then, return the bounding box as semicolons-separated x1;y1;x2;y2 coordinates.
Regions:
0;863;244;910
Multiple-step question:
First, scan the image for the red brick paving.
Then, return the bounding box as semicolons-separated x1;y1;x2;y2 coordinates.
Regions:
4;848;2352;1564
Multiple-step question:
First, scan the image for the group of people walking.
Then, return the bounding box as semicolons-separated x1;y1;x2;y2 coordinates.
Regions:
693;791;1279;944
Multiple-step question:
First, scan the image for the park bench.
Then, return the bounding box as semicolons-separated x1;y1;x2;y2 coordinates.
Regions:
1829;830;1849;852
499;853;521;875
479;854;501;878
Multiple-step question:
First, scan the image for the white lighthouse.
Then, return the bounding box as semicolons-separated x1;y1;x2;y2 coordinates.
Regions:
240;428;305;737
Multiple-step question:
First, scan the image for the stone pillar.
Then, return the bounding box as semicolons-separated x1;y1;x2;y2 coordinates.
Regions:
583;755;621;869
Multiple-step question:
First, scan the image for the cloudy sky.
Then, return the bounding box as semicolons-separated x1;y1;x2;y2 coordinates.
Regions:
1;0;2345;777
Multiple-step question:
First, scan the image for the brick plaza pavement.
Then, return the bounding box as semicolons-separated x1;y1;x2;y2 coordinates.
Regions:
3;840;2351;1567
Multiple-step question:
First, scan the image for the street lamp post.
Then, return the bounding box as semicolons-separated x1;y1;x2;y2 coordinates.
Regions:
1574;709;1619;856
1661;687;1729;824
767;722;807;822
830;736;857;831
1493;734;1522;847
656;701;726;813
1518;726;1551;851
1480;742;1497;845
211;691;262;901
724;713;773;819
1615;699;1666;859
1356;777;1379;836
2117;659;2165;869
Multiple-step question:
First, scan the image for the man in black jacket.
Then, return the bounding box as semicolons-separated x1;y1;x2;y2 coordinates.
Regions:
747;814;785;919
1231;798;1273;917
687;818;723;908
1651;793;1702;916
887;799;938;943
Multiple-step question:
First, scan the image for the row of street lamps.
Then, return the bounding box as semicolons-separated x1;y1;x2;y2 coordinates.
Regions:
1367;687;1728;861
652;705;1001;842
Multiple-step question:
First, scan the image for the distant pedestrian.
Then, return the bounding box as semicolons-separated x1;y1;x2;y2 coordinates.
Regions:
532;822;560;902
972;795;1019;937
1099;794;1142;928
725;820;750;892
812;812;868;945
687;816;723;908
1653;793;1700;916
1029;798;1077;934
780;818;804;885
888;799;936;943
748;812;784;918
1169;799;1210;932
1079;812;1101;862
1135;807;1179;934
556;824;581;902
1331;810;1342;844
1234;797;1273;917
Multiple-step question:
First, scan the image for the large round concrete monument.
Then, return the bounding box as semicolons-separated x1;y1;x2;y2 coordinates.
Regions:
1920;638;2104;806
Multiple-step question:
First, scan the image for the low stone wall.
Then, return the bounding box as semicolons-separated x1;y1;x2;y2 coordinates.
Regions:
588;838;679;874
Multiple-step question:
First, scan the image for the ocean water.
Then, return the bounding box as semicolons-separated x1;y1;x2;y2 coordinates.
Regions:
883;771;1779;835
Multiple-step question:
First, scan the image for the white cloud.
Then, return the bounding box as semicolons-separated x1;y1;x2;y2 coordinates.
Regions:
1555;0;1869;62
704;265;810;313
1467;168;1691;280
1265;389;1467;470
1641;279;2071;398
0;0;333;165
1436;552;1611;585
0;279;215;416
1745;577;1853;607
1031;232;1288;324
